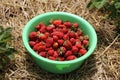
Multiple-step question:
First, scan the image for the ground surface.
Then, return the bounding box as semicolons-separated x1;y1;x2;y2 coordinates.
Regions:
0;0;120;80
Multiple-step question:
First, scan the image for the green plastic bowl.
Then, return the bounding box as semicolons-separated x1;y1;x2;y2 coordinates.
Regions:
22;12;97;74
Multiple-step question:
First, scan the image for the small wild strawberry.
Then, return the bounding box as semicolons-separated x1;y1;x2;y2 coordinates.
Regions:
45;47;52;51
46;24;55;33
63;34;69;40
77;29;82;36
58;24;66;28
70;38;76;45
49;56;56;60
58;39;64;46
69;31;76;38
29;32;37;41
48;50;54;56
46;38;54;47
44;32;50;37
83;39;89;45
75;43;82;49
72;46;79;54
38;45;46;52
53;42;59;49
38;33;47;41
62;28;68;34
79;49;87;55
33;43;42;51
66;55;76;60
65;51;72;57
58;46;66;55
53;35;58;41
52;31;64;39
73;23;79;28
63;22;72;28
53;51;59;57
29;41;36;47
39;52;46;57
52;20;62;26
63;40;72;49
36;25;41;30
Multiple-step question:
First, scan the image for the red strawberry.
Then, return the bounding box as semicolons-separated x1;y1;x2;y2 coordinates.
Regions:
52;20;62;26
46;38;54;47
57;39;64;46
63;34;69;40
73;23;79;28
33;43;42;51
63;22;72;28
57;57;64;61
38;45;46;52
49;56;56;60
44;32;50;37
53;29;57;32
65;51;72;57
39;23;46;33
46;24;55;32
83;39;89;45
38;33;47;41
48;50;54;56
39;52;46;57
45;47;52;51
58;46;66;55
70;38;76;45
53;35;58;41
77;29;82;36
29;32;37;41
66;55;76;60
53;51;59;57
36;25;41;30
79;49;87;55
69;31;76;38
39;22;46;27
53;42;59;49
76;43;82;49
62;28;68;34
52;31;64;39
63;40;72;49
29;41;36;47
72;46;79;54
58;24;66;28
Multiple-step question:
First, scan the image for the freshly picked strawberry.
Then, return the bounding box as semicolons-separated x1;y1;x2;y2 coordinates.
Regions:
57;46;66;55
29;41;36;47
57;39;64;46
65;51;72;57
29;32;37;41
46;38;54;47
39;52;46;57
63;40;72;49
52;20;62;26
53;42;59;49
63;22;72;28
66;55;76;60
48;50;54;56
37;32;48;41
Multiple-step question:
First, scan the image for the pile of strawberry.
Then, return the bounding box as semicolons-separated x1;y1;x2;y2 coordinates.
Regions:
29;20;89;61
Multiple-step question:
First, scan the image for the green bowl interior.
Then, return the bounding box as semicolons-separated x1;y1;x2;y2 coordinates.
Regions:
22;12;97;64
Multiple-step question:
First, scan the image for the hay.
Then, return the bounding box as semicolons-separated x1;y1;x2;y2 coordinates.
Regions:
0;0;120;80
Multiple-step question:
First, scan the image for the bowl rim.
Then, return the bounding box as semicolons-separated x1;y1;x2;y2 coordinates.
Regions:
22;12;97;64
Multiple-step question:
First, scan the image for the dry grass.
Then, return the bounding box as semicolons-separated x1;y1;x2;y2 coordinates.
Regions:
0;0;120;80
